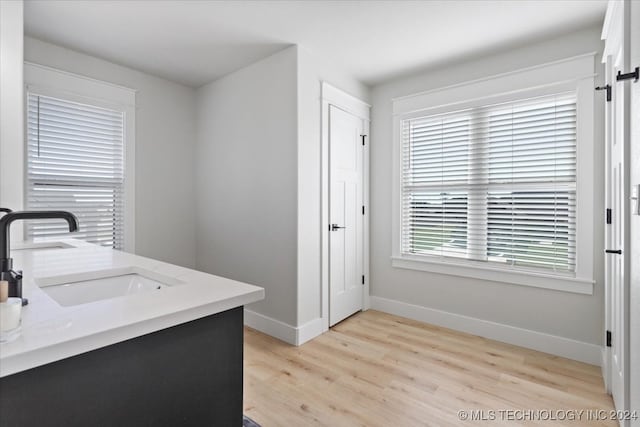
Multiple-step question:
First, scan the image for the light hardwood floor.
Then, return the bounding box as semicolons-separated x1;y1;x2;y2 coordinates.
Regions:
243;310;615;426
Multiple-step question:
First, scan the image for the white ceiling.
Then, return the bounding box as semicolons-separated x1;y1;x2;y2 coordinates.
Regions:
24;0;607;88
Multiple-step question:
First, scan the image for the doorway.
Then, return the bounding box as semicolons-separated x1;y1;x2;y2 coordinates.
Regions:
602;0;630;420
321;83;370;328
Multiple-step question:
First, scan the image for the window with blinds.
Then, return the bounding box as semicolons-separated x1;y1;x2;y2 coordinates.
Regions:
26;93;126;249
401;92;576;273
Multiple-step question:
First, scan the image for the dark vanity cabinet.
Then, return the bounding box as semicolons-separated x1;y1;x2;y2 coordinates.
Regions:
0;307;244;426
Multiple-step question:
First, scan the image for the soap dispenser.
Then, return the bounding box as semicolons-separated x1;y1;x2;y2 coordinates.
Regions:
0;280;22;342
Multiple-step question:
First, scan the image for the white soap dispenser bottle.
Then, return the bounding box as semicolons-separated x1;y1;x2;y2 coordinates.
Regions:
0;279;22;342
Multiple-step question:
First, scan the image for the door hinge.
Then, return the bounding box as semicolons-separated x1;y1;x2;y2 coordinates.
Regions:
606;208;612;224
616;66;639;82
361;135;367;146
595;85;612;102
606;330;612;347
362;275;365;285
362;205;365;215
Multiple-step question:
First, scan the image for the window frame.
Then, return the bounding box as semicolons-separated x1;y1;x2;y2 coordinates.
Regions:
23;62;136;252
391;54;596;295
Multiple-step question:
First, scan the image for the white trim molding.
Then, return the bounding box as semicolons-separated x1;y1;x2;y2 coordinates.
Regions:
243;309;324;346
296;318;325;346
393;53;597;115
370;296;602;365
244;309;297;345
24;62;136;107
0;0;24;239
322;82;371;118
391;53;597;294
601;346;610;393
391;256;594;294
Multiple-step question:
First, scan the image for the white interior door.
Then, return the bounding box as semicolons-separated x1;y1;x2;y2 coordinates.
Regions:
603;54;614;395
605;12;630;417
629;0;640;422
329;104;364;326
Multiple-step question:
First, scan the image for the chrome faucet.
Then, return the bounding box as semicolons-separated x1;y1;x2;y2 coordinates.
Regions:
0;210;79;305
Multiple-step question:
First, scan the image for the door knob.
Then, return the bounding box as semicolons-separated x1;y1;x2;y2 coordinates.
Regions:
330;224;346;231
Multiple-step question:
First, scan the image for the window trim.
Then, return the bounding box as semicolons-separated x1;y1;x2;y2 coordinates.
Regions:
23;62;136;253
391;54;596;294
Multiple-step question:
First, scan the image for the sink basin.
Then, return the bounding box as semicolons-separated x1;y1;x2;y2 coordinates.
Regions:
13;241;73;251
36;268;183;307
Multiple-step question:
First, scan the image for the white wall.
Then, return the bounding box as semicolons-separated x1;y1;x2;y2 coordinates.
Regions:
0;0;24;218
370;26;606;347
195;45;369;339
195;47;299;326
296;46;370;327
23;37;197;268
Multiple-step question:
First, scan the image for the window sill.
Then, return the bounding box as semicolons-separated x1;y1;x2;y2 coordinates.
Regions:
391;255;594;295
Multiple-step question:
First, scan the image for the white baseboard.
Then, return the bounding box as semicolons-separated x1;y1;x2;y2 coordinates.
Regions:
244;309;297;344
297;317;326;345
243;309;325;346
601;347;611;392
370;296;602;365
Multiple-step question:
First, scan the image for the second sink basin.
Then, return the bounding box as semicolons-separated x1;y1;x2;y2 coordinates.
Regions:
36;268;183;307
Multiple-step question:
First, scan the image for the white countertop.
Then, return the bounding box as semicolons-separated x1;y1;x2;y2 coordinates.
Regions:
0;239;264;377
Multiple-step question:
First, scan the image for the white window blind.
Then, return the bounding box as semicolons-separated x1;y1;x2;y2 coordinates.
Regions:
401;92;576;273
26;93;126;249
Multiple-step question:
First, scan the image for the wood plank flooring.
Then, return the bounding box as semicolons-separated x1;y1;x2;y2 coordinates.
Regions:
243;310;615;426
